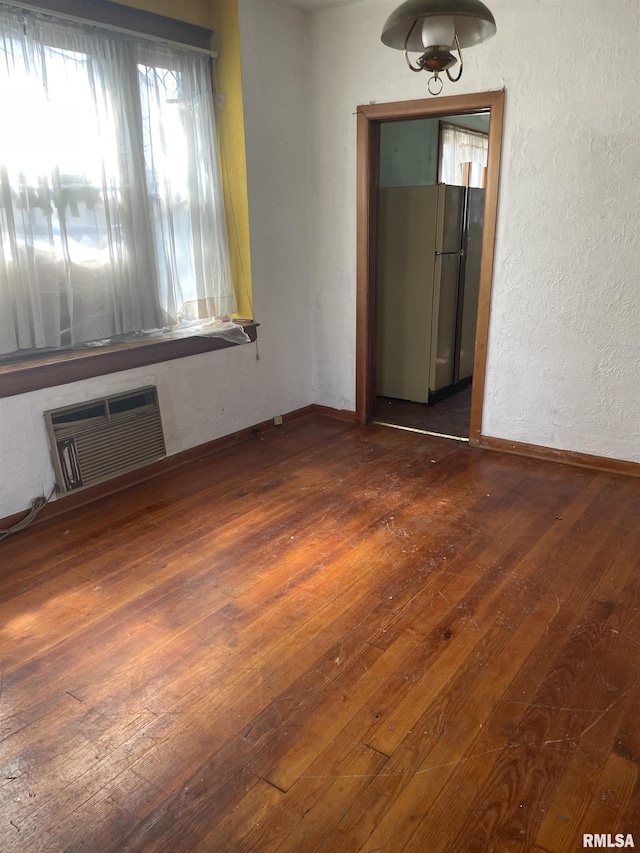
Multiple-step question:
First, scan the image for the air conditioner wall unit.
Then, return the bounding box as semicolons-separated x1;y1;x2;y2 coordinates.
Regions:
44;386;166;494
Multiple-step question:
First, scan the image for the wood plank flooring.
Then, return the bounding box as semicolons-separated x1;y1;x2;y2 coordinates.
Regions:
1;415;639;852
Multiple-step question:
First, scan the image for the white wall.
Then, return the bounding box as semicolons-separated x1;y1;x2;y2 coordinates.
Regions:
0;0;313;519
237;0;313;396
0;349;262;516
308;0;640;463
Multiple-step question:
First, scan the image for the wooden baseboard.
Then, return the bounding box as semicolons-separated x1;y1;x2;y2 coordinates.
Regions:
312;404;359;424
479;435;640;479
1;404;357;533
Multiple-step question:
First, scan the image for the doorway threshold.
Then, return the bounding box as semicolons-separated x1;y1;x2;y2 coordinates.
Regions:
373;420;470;443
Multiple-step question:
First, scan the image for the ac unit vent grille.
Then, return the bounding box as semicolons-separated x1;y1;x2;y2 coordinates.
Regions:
45;386;166;493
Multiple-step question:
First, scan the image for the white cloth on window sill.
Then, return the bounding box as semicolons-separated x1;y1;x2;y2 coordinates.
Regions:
79;319;251;348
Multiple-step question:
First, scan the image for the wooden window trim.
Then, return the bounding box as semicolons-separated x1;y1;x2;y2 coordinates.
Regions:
16;0;213;49
438;120;489;184
440;120;489;136
0;323;259;399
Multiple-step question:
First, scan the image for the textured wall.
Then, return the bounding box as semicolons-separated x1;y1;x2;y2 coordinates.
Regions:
0;348;261;517
308;0;640;462
237;0;313;362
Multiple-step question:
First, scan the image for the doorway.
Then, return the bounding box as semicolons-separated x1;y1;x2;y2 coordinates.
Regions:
355;90;505;447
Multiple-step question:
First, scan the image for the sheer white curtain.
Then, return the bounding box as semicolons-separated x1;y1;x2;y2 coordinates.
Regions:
0;5;234;356
440;125;488;187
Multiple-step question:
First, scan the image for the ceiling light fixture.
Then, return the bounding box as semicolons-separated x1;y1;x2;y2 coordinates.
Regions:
381;0;496;95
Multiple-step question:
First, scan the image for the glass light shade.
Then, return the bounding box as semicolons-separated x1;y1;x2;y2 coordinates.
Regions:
381;0;496;52
421;15;455;48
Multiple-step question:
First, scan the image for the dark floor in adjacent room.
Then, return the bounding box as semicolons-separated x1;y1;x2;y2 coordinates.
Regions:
1;414;639;852
375;385;472;439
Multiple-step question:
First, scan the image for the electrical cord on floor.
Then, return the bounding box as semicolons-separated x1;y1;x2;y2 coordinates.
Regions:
0;487;56;541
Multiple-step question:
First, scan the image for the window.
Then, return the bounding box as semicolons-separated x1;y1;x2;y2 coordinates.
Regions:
0;3;235;359
439;122;489;188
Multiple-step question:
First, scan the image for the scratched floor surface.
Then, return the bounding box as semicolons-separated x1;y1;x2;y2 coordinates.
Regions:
1;415;639;852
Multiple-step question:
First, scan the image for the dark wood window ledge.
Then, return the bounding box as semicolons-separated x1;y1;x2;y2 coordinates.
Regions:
0;322;258;399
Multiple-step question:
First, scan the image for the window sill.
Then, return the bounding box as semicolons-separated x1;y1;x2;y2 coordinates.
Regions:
0;322;258;399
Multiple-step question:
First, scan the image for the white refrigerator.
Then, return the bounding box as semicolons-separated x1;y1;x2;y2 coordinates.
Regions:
376;183;484;404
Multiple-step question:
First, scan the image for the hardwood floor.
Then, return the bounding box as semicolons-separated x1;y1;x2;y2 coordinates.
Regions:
1;415;639;852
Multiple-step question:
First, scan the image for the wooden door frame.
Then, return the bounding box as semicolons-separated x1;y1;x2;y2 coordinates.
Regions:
355;89;505;445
